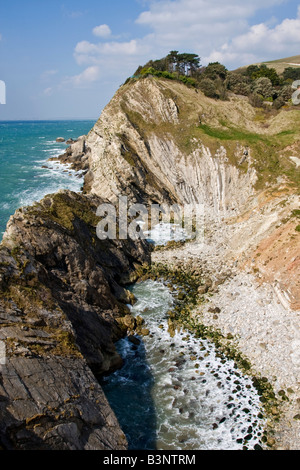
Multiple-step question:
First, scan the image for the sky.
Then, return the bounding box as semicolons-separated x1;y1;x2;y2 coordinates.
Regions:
0;0;299;120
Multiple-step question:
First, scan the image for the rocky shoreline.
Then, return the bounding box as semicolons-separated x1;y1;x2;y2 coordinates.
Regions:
0;190;150;449
1;74;299;450
49;135;90;174
152;233;300;450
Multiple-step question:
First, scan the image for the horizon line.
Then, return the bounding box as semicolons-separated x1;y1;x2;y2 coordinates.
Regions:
0;117;98;122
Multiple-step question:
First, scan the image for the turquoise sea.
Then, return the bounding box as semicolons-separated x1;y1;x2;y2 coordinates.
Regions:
0;120;96;239
0;119;267;451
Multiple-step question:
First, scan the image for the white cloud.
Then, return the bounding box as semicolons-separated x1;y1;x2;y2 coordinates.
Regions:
61;5;85;19
41;70;58;80
75;39;139;60
134;0;293;66
73;38;143;78
205;13;300;66
93;24;112;38
67;0;300;88
66;65;101;88
69;11;84;19
43;87;53;96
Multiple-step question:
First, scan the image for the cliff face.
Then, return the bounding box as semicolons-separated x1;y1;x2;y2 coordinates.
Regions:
0;190;150;449
63;76;299;308
1;74;299;450
82;78;258;217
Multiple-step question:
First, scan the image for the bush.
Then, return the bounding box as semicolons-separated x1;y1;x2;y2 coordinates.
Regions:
279;85;293;101
202;62;228;81
199;78;218;98
272;96;285;109
138;67;197;88
226;72;251;95
283;67;300;81
178;75;197;87
249;93;264;108
250;64;281;85
252;77;274;99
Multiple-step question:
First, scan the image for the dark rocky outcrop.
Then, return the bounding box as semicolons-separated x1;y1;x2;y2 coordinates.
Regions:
0;190;150;449
1;73;299;451
50;135;90;173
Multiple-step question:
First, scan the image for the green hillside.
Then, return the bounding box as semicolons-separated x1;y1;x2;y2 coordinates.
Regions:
237;55;300;75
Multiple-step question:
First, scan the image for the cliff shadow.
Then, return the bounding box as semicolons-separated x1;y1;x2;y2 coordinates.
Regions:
99;335;157;450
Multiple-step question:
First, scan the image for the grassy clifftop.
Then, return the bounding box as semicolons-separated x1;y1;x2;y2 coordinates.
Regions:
120;75;300;192
237;55;300;75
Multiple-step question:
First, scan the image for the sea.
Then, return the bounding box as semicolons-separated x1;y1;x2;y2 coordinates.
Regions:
101;280;266;451
0;119;267;450
0;120;96;239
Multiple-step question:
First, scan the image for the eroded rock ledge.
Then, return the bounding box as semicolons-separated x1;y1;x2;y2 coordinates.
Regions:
0;190;150;450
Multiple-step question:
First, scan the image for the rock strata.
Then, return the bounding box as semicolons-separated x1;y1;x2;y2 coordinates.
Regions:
0;190;150;449
49;135;90;173
1;74;299;451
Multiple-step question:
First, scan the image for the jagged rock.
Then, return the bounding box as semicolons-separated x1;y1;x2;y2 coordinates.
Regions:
49;136;88;172
1;71;299;452
80;77;256;215
0;190;150;450
0;357;126;450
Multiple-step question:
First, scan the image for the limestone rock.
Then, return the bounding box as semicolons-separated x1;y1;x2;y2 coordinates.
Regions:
80;77;256;217
0;190;151;450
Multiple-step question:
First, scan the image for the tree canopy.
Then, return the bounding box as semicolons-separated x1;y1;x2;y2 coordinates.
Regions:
166;51;201;75
245;64;281;86
135;51;202;78
283;67;300;81
131;52;299;109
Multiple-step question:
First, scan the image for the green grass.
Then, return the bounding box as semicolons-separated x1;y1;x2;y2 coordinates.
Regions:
121;78;299;192
196;122;300;190
292;209;300;218
198;123;270;144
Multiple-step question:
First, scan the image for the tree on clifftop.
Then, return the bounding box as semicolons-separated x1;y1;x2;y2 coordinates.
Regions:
166;51;201;76
135;51;201;78
201;62;228;81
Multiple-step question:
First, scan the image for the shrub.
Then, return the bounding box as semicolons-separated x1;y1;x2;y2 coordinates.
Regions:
179;75;197;87
272;95;285;109
252;77;274;99
250;64;281;86
199;78;218;98
249;93;264;108
226;72;251;95
279;85;293;101
203;62;228;81
283;67;300;81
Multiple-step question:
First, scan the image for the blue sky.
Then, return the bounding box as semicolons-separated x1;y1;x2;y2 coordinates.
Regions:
0;0;299;120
